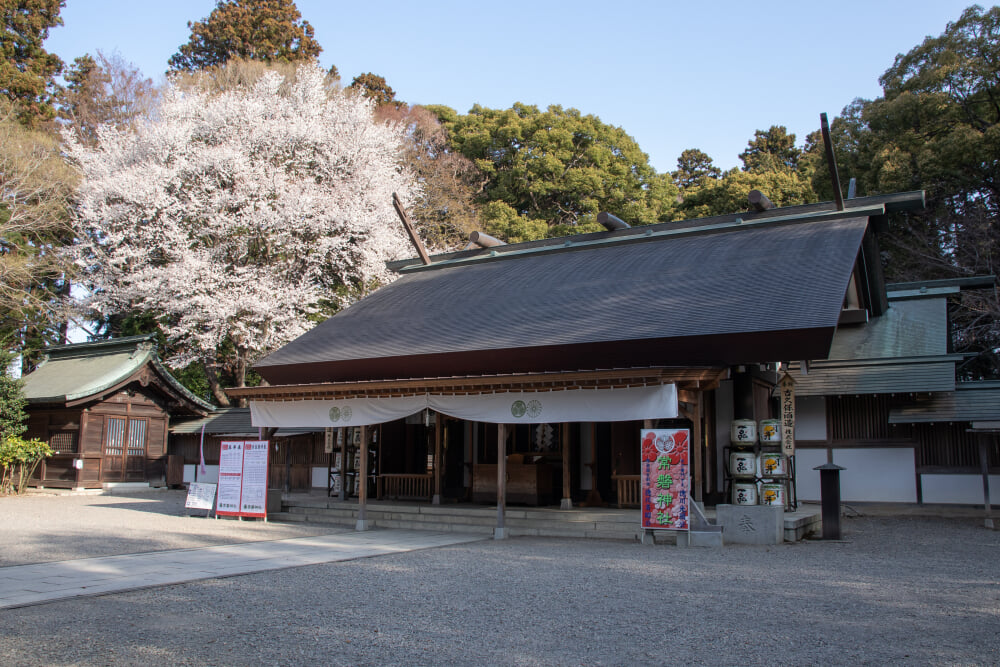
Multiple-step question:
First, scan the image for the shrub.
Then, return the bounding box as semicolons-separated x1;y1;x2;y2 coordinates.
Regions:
0;436;52;495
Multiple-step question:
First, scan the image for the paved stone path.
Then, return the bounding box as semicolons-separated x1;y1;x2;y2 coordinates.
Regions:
0;529;482;609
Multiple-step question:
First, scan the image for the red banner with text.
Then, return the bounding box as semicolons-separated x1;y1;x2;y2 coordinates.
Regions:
640;429;690;530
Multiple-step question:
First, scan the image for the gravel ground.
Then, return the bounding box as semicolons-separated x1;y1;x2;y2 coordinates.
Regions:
0;490;333;566
1;492;999;665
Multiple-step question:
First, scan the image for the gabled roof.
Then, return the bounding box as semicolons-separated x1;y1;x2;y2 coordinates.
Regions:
21;335;214;414
256;195;924;386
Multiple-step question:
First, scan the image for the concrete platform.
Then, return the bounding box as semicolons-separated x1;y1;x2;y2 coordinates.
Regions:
275;494;822;542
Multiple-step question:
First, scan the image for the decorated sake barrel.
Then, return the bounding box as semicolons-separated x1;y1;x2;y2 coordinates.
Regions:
731;419;756;445
732;482;757;505
760;483;785;507
757;452;786;478
759;419;782;443
730;451;757;478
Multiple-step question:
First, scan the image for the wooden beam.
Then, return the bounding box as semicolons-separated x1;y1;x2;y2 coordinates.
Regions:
496;424;507;539
226;367;728;401
392;192;431;265
357;425;369;530
820;113;844;211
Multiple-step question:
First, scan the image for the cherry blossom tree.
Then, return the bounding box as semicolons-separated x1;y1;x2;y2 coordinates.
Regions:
64;64;417;404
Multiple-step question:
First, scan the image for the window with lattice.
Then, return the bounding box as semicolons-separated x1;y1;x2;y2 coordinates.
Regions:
49;431;78;454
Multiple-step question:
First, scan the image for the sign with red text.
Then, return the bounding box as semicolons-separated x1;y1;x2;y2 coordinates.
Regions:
640;429;690;530
216;440;270;519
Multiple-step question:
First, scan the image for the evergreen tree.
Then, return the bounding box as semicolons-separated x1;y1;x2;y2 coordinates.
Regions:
168;0;322;72
0;0;64;127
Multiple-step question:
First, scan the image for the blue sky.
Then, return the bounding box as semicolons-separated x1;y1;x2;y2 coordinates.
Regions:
45;1;978;173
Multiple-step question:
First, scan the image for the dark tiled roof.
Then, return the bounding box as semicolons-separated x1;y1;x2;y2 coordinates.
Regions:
170;408;316;437
788;359;958;396
889;383;1000;423
258;212;873;383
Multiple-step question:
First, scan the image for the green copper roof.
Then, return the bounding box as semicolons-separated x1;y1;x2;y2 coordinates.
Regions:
21;335;214;412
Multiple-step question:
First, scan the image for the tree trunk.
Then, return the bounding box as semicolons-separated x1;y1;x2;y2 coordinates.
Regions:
202;359;231;407
234;351;249;408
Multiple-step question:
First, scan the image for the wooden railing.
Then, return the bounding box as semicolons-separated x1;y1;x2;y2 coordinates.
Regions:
378;474;433;501
612;475;641;508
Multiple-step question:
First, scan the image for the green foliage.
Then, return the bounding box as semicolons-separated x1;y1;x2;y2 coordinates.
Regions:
677;168;817;219
739;125;801;173
823;5;1000;377
672;148;721;190
350;73;397;108
0;0;64;126
435;103;677;241
0;349;26;440
0;434;51;494
168;0;322;72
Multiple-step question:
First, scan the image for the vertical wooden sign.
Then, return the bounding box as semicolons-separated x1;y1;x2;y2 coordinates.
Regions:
779;373;796;456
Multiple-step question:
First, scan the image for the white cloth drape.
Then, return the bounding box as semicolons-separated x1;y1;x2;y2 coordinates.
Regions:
250;384;677;428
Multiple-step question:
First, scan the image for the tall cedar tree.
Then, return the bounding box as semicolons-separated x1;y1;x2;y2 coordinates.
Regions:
0;0;64;127
826;5;1000;377
168;0;322;72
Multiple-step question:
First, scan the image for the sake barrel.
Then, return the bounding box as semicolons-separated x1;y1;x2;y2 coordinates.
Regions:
732;482;757;505
731;419;756;445
759;419;782;443
760;483;785;507
757;452;786;478
730;451;757;478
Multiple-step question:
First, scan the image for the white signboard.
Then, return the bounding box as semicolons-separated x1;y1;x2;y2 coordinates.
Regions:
215;440;270;519
239;440;269;518
216;440;245;516
184;482;217;511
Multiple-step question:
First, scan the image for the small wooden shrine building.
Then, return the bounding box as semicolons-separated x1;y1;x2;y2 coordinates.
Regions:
22;335;214;490
229;191;928;534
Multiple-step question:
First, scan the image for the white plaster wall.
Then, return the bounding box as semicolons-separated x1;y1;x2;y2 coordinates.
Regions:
795;396;827;441
921;474;1000;504
792;448;827;501
183;464;220;484
833;448;917;503
312;466;328;488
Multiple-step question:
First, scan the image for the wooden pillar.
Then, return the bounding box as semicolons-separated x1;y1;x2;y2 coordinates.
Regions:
692;394;704;503
495;423;507;539
979;434;995;530
585;422;603;506
338;428;347;501
561;422;572;509
433;411;442;504
356;424;369;531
